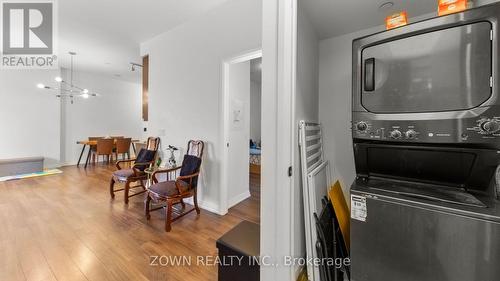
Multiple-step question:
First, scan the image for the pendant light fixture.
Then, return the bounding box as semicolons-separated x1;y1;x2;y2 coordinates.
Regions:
37;52;99;104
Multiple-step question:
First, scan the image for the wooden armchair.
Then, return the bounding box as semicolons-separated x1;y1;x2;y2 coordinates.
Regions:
110;143;158;204
146;137;161;151
145;140;204;232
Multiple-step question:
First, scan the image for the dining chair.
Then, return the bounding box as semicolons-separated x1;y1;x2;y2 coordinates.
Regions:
89;136;104;164
145;140;204;232
111;136;125;157
115;138;132;161
93;138;114;164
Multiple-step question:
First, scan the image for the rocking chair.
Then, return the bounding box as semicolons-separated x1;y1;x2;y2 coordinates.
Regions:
145;140;204;232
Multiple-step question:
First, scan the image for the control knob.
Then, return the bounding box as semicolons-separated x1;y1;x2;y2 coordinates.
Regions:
480;120;500;134
356;121;368;132
405;130;417;140
390;130;402;139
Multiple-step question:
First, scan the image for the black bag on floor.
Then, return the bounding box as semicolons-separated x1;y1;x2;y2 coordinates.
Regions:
314;197;350;281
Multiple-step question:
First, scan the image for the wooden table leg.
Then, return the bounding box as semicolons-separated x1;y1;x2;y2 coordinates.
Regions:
77;144;87;167
84;147;92;169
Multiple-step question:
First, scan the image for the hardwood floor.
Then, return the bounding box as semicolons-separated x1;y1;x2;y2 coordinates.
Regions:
0;165;258;281
228;173;260;224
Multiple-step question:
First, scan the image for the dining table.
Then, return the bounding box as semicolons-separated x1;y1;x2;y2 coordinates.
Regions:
76;139;142;168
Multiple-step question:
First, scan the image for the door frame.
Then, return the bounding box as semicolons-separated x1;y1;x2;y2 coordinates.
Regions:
219;1;297;279
261;0;297;280
220;49;262;215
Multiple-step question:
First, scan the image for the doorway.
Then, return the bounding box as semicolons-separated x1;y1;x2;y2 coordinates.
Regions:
221;50;262;224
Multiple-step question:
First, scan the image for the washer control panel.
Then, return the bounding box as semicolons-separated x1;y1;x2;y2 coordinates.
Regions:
353;121;422;141
477;118;500;135
352;114;500;146
389;129;402;140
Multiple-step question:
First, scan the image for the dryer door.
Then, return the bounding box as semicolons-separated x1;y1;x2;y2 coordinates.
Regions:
361;22;492;113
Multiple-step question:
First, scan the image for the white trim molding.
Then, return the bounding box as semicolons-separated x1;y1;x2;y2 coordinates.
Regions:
261;0;297;280
183;197;224;215
228;190;252;208
199;200;222;215
219;48;263;216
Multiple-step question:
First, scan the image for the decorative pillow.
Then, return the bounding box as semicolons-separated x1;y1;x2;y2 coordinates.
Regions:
135;149;156;171
179;155;202;187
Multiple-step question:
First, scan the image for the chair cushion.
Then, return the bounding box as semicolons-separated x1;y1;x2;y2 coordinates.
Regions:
148;180;190;197
135;149;156;171
179;155;202;186
113;168;136;181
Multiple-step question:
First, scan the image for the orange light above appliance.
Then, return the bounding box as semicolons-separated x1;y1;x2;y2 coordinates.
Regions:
386;12;408;30
438;0;467;16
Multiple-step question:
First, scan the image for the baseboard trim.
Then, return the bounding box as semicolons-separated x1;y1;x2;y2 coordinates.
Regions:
200;200;223;215
61;159;115;167
228;190;251;209
182;198;223;216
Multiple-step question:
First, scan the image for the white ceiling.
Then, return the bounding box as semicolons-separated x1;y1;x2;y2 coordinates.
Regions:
58;0;230;82
58;0;440;83
300;0;439;39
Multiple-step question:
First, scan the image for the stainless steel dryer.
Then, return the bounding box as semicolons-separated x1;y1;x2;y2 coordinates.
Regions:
350;2;500;281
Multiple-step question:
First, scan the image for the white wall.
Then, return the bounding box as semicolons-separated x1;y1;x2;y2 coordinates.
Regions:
0;69;61;168
250;80;262;142
140;0;262;212
60;69;143;165
292;6;320;274
227;61;251;207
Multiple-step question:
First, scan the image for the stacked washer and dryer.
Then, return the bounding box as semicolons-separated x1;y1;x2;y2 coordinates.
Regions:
350;2;500;281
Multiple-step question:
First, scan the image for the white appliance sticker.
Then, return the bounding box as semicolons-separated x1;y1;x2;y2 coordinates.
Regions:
351;195;367;222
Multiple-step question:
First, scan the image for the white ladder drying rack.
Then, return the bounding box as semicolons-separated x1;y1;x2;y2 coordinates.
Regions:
299;121;331;281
